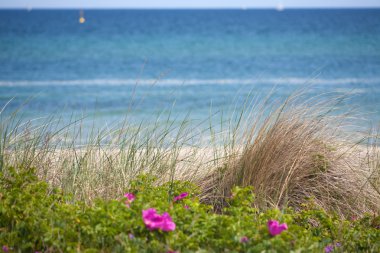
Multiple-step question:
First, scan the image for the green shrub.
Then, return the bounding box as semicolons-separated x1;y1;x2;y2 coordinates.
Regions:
0;167;379;252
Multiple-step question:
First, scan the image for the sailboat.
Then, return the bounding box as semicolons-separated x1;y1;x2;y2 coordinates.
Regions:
79;10;86;24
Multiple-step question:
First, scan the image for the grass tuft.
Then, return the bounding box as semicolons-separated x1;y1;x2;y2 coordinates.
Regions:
202;93;380;217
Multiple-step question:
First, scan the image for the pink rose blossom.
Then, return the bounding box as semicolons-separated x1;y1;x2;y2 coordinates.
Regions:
124;192;135;207
174;192;189;202
267;220;288;236
142;208;176;232
124;193;135;202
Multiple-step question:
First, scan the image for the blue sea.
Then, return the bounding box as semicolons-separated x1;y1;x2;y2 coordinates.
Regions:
1;9;380;129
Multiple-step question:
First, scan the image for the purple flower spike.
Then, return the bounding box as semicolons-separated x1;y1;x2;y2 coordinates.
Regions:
324;242;341;252
142;208;176;232
267;220;288;236
325;245;334;253
174;192;189;202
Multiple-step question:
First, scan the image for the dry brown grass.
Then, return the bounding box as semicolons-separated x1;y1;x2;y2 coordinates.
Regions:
200;94;380;217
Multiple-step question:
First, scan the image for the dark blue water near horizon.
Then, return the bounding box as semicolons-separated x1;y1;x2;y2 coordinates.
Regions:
0;9;380;128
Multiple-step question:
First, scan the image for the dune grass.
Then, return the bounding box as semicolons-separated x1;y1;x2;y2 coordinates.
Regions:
0;91;379;218
202;93;380;217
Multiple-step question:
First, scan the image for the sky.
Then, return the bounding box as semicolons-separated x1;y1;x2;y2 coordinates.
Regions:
1;0;380;9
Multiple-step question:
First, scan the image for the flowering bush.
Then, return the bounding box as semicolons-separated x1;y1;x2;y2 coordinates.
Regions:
0;167;379;252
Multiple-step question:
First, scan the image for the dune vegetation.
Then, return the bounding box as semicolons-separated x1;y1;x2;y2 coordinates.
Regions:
0;92;379;252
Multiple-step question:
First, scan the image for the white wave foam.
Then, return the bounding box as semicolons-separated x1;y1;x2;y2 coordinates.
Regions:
0;78;379;87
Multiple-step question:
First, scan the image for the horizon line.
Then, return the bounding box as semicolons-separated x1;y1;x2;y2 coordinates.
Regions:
1;6;380;10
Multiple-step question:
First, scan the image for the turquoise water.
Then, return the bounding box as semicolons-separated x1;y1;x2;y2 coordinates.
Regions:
1;9;380;127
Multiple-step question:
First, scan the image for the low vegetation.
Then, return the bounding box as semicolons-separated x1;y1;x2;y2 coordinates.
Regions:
0;92;379;251
0;167;379;252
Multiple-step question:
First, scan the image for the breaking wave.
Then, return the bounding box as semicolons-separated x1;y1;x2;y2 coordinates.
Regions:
1;78;380;87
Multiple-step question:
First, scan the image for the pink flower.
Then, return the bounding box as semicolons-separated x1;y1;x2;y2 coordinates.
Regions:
184;205;190;209
124;192;135;202
142;208;176;232
2;246;9;253
240;236;249;243
267;220;288;236
174;192;189;202
124;192;135;207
